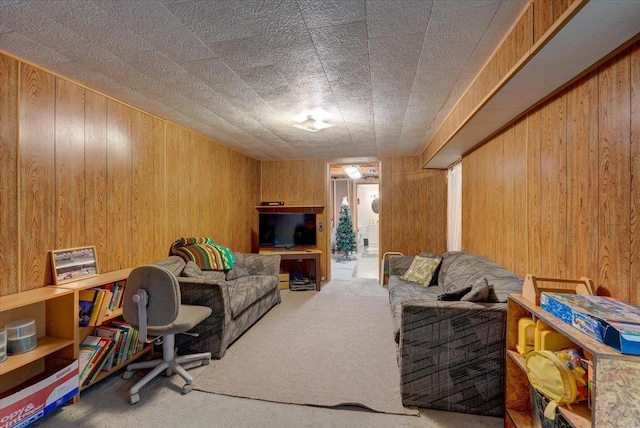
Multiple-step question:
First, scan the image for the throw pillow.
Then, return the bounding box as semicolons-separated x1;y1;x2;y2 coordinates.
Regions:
401;255;442;287
461;277;492;302
420;252;442;286
226;253;249;280
437;285;472;301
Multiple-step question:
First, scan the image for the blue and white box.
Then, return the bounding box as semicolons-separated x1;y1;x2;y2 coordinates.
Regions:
540;292;640;355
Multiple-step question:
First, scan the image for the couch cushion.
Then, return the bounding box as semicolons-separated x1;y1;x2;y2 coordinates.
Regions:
401;255;441;286
183;261;226;282
438;251;522;303
388;275;443;342
226;252;249;280
227;275;278;317
153;256;186;277
461;277;492;302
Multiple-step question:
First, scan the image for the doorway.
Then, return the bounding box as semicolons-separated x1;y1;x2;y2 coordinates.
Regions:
328;163;380;284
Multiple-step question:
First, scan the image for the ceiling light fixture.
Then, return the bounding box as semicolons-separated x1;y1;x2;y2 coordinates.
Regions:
344;166;362;179
292;115;333;133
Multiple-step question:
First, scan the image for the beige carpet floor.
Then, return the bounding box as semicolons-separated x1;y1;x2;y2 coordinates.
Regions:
193;290;417;416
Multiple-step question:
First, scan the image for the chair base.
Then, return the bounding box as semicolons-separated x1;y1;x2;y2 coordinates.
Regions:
124;334;211;404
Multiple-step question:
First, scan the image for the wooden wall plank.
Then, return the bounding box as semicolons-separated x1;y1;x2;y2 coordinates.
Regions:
106;99;132;271
503;126;516;270
0;55;19;296
526;107;542;275
631;44;640;305
19;64;56;289
533;0;554;44
130;110;155;266
55;79;85;250
84;91;108;272
539;94;567;278
165;123;180;246
513;117;528;275
462;42;638;301
598;53;631;299
152;118;167;261
566;71;599;281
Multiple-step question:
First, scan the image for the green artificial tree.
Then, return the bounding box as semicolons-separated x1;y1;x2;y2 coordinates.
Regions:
336;199;357;261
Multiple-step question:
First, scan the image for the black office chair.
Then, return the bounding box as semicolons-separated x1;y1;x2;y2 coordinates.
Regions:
122;265;212;404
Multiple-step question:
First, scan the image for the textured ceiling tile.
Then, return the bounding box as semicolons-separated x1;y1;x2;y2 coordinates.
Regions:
127;50;189;83
0;31;70;66
139;26;216;63
0;1;530;160
308;21;368;59
298;0;365;29
165;1;261;43
92;0;185;35
48;61;116;88
429;3;498;44
366;0;433;39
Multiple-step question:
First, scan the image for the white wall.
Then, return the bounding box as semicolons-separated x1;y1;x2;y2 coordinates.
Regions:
357;184;379;246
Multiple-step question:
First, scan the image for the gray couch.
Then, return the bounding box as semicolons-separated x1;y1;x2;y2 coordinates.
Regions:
388;251;523;417
155;253;281;359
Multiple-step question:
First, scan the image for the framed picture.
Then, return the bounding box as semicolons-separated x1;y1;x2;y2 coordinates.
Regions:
51;246;99;285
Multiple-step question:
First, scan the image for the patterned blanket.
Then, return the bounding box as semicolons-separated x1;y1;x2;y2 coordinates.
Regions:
170;237;235;271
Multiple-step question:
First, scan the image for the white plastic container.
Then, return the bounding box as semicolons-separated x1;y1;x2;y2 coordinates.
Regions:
6;318;37;355
0;327;6;362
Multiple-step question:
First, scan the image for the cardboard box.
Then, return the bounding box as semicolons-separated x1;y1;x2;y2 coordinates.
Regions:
0;360;78;428
540;293;640;355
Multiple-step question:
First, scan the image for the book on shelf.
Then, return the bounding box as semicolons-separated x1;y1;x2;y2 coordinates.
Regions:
84;340;115;386
94;288;113;324
101;281;123;312
78;344;100;382
78;289;98;328
79;336;112;384
93;325;123;371
111;320;135;366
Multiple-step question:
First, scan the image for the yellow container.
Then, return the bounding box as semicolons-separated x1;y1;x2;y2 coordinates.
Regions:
516;317;536;356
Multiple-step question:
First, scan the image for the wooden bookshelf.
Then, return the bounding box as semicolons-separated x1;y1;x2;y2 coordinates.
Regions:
54;269;152;396
0;287;76;395
506;294;640;427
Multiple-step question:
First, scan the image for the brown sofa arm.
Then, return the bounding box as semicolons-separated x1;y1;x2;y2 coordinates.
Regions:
241;253;281;276
398;300;507;417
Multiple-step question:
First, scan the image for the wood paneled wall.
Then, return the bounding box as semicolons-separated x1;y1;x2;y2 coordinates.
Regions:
260;159;330;280
462;43;640;304
260;157;449;282
421;0;575;166
0;52;261;296
379;156;447;258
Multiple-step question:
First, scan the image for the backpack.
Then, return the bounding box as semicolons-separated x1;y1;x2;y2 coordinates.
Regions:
525;348;588;420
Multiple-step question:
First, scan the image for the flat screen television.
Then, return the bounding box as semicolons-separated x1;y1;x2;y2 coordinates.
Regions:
259;213;317;248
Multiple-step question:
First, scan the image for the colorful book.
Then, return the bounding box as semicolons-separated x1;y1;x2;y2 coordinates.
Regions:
80;336;111;383
111;321;133;365
78;289;98;327
84;340;115;386
93;325;123;371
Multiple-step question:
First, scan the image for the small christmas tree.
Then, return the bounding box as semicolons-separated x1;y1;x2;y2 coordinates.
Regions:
336;198;357;261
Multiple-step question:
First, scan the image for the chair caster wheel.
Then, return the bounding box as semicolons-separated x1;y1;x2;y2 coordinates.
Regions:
123;371;134;380
202;358;210;366
130;393;139;404
182;384;193;394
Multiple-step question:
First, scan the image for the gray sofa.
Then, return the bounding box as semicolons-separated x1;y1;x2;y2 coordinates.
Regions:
154;253;281;359
388;251;523;417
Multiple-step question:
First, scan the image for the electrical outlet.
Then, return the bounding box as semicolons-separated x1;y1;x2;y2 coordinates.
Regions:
318;221;324;232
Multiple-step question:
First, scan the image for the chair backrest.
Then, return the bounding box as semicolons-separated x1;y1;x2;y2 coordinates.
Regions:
123;265;180;329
